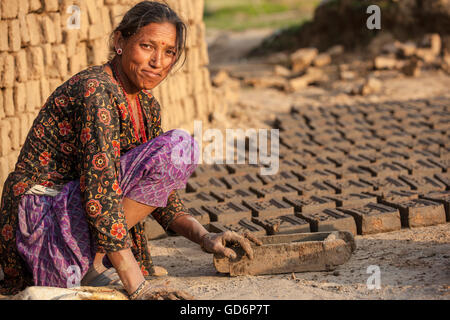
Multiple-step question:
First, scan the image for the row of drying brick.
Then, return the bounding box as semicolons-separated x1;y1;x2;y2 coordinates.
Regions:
144;188;450;239
183;165;449;195
0;1;206;53
289;98;449;125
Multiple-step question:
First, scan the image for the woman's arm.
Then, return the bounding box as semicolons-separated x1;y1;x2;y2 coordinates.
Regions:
79;82;144;295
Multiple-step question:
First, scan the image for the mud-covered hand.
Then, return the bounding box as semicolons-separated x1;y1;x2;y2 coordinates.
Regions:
201;231;263;260
130;282;195;300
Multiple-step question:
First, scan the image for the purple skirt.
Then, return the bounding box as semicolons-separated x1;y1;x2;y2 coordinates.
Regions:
15;129;199;288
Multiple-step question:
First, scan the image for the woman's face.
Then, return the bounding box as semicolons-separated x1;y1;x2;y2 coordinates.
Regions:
116;22;178;90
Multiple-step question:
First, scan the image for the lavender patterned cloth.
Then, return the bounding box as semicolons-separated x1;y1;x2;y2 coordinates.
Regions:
15;129;199;288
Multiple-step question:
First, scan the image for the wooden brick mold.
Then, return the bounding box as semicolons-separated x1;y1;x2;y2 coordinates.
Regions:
213;231;356;276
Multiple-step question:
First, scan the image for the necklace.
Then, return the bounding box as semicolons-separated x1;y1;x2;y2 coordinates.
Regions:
109;60;147;143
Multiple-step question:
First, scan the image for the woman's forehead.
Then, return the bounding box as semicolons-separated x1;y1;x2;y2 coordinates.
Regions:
134;22;177;46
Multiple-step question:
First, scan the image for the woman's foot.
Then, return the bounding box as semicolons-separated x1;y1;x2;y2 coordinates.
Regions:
151;266;168;277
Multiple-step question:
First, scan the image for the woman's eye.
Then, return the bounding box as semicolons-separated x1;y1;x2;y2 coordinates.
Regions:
141;44;153;49
167;50;176;56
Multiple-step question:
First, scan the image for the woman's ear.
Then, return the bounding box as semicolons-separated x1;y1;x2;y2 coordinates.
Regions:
113;31;124;53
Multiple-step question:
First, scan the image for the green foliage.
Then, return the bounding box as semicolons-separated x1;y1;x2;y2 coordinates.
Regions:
204;0;319;31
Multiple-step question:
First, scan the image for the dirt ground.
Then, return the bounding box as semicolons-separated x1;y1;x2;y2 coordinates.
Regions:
142;29;450;300
149;223;449;300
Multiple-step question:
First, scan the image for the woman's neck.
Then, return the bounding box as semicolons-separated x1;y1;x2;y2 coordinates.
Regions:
112;57;139;99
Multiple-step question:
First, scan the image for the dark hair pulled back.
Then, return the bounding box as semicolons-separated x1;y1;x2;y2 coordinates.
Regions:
110;1;187;70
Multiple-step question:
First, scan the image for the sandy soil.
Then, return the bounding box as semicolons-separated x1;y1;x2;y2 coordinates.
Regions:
148;223;449;300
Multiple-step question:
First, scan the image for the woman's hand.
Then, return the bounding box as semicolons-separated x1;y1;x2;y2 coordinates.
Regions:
201;231;263;260
130;281;195;300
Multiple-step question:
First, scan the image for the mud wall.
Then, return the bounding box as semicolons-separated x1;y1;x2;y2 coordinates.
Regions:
0;0;213;194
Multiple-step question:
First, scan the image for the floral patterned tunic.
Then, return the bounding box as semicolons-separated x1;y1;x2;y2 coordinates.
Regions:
0;64;190;295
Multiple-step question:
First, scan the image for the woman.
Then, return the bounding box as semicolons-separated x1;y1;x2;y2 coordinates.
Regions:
0;1;257;299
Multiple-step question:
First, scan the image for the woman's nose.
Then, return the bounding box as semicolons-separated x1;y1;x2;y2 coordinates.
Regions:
150;49;163;68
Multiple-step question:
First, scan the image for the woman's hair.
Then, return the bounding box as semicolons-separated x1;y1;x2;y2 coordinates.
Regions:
109;1;187;70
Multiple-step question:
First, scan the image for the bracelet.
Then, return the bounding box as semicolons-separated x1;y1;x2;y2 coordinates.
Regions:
128;280;147;300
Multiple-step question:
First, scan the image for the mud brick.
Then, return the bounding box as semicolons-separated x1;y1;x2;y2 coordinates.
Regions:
252;215;310;235
202;201;252;224
337;127;371;140
418;137;446;148
359;152;392;166
286;181;335;197
324;193;377;208
381;199;446;228
207;219;266;236
283;195;335;213
257;170;299;186
191;164;228;180
225;163;267;175
283;149;316;161
325;166;372;180
313;135;340;147
434;173;450;190
358;139;387;152
382;131;415;144
291;169;335;182
324;179;373;195
427;158;449;172
337;203;401;235
308;128;341;141
360;176;410;192
327;136;353;149
221;173;263;189
399;175;446;192
210;188;259;203
358;162;408;178
380;151;409;162
242;198;294;218
326;154;368;168
393;159;442;176
303;112;335;126
420;191;450;221
317;146;346;158
249;183;298;200
295;157;335;170
372;190;419;203
143;216;167;240
279;159;303;172
180;191;218;208
280;136;304;150
420;129;446;139
432;118;450;131
296;209;357;236
384;141;414;153
410;149;439;160
186;177;228;193
187;207;211;225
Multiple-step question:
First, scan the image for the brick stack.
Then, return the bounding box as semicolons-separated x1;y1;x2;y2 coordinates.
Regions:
0;0;213;195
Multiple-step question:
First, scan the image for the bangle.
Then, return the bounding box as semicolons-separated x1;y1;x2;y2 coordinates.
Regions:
128;280;147;300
